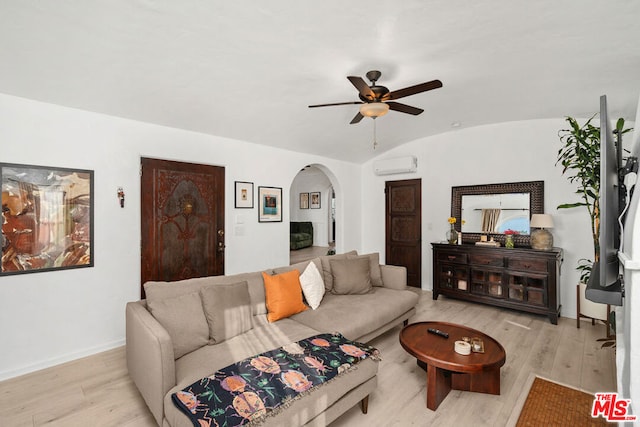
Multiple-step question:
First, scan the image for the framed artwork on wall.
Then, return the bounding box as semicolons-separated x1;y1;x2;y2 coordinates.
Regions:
300;192;309;209
258;186;282;222
310;191;321;209
234;181;254;208
1;162;94;276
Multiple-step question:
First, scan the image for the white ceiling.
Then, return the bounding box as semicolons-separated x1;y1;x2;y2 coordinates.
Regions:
1;1;639;163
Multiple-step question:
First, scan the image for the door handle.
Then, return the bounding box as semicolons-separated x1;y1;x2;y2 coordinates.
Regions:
217;229;225;252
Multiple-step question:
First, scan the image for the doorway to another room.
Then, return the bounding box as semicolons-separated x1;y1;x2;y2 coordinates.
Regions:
289;165;335;264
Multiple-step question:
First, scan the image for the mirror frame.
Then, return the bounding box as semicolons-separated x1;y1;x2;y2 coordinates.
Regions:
451;180;544;247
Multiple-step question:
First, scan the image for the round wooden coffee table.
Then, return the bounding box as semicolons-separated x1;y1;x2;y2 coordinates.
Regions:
399;321;506;410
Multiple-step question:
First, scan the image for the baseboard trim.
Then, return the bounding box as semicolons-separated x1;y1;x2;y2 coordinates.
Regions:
0;338;125;382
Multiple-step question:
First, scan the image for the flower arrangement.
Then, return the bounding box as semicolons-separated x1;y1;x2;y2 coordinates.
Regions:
503;229;519;248
446;217;458;244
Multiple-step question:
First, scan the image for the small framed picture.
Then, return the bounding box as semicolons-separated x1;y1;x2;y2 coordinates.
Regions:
235;181;254;208
258;186;282;222
300;192;309;209
310;191;321;209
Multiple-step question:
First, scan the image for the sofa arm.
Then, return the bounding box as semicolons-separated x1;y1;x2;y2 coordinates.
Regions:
380;265;408;290
126;301;176;426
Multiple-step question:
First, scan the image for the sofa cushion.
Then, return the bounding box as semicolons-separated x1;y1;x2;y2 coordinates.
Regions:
166;320;377;427
290;221;313;235
143;271;268;316
299;261;325;309
273;258;321;276
262;271;308;322
349;252;383;287
258;361;377;427
290;232;311;243
144;276;217;301
200;281;252;344
290;234;313;250
290;233;306;241
239;271;270;315
330;257;372;295
146;291;210;359
319;250;357;292
173;319;320;389
291;288;419;341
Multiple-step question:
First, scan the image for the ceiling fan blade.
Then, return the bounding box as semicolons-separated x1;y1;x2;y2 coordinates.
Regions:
386;101;424;115
350;112;364;124
386;79;443;100
308;101;363;108
347;76;375;100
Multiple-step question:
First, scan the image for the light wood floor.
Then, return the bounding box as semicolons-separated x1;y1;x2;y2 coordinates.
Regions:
0;290;615;427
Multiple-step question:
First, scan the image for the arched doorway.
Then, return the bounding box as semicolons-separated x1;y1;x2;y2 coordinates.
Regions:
289;165;336;264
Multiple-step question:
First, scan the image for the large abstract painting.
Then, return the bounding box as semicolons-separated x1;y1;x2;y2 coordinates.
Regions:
1;163;94;275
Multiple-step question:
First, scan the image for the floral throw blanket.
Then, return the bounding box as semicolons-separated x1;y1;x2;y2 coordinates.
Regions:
172;333;380;427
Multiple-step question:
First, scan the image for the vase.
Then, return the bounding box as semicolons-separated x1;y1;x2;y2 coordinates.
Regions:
446;224;458;244
505;234;514;249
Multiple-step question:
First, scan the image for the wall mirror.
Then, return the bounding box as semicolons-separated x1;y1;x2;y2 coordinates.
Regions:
451;181;544;245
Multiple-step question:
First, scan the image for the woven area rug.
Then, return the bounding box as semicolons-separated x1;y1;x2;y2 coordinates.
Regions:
515;377;612;426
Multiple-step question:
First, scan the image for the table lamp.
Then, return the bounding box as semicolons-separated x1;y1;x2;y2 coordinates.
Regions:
530;214;554;250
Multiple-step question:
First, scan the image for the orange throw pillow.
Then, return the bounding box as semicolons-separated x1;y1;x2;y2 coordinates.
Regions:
262;270;308;322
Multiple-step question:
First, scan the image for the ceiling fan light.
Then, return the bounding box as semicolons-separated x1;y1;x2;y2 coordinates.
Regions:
360;102;390;118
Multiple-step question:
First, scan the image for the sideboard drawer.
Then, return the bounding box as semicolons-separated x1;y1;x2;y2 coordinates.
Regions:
470;254;504;267
507;258;547;273
437;251;468;264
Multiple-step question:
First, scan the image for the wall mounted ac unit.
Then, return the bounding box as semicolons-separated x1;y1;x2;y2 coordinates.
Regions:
373;156;418;175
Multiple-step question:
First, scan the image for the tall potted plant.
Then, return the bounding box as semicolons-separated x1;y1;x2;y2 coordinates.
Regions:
556;115;630;282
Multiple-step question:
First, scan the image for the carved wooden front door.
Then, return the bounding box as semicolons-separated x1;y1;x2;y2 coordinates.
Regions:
140;158;224;297
385;179;422;288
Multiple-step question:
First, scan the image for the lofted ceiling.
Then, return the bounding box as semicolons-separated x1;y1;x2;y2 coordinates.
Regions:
1;1;639;163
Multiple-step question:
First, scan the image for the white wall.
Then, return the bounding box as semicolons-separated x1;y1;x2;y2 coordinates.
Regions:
0;93;361;379
361;119;597;321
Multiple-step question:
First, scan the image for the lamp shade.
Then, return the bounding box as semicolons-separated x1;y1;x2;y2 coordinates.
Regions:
530;214;554;229
359;102;390;118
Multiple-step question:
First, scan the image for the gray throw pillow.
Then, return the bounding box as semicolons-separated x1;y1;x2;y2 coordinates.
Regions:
147;291;210;359
330;257;372;295
348;253;383;287
200;281;253;343
320;250;358;291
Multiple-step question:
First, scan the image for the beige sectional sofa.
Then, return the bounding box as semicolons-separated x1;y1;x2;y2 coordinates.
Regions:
126;251;419;427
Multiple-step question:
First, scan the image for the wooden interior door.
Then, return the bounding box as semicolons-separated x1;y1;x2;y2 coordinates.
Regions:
385;179;422;288
140;158;224;297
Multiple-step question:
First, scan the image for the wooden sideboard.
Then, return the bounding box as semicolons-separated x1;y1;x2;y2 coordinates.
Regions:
432;243;562;324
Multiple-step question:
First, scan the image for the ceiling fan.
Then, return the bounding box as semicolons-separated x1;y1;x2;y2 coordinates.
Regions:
308;70;443;124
